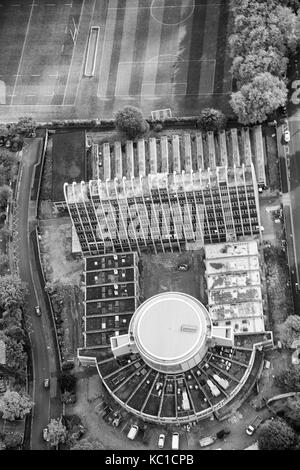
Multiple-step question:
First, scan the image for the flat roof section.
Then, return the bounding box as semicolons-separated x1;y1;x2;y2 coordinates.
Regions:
205;241;258;260
130;292;211;370
206;256;260;275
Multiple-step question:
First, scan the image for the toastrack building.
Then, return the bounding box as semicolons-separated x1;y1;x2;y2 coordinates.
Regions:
66;157;272;424
64;164;261;256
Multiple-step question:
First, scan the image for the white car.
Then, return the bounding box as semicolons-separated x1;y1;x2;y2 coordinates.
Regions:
284;129;290;143
127;424;139;440
158;433;165;449
42;427;49;442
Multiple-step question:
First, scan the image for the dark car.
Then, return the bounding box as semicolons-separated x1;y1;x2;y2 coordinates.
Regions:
216;429;231;439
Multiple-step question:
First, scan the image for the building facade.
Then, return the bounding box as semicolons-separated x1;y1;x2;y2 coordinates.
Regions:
64;164;261;256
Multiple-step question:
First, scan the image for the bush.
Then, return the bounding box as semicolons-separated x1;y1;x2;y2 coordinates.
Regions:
115;106;148;139
153;123;163;133
276;366;300;391
258;418;296;450
278;315;300;348
230;72;287;125
196;108;227;132
59;372;77;392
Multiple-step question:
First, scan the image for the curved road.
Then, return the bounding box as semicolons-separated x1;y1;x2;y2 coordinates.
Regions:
15;138;61;449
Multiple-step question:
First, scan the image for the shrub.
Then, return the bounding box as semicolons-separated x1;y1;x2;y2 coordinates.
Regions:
153;123;163;133
276;366;300;391
230;72;287;125
258;418;296;450
197;108;226;132
278;314;300;348
115;106;148;139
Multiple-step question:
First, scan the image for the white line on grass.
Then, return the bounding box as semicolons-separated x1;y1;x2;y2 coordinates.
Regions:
10;0;35;106
62;0;85;105
71;0;97;106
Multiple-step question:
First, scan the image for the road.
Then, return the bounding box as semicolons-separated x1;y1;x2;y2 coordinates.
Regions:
15;138;61;449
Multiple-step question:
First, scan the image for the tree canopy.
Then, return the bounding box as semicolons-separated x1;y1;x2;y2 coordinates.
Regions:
0;390;33;421
115;106;148;139
71;438;103;450
197;108;227;132
276;366;300;391
0;275;27;312
258;418;296;450
228;0;298;123
47;418;67;448
278;315;300;348
230;72;287;125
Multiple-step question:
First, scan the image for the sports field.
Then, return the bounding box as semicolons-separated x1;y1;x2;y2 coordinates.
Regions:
0;0;233;121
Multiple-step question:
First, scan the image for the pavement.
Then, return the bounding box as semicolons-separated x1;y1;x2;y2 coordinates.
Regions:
276;122;300;313
14;138;62;449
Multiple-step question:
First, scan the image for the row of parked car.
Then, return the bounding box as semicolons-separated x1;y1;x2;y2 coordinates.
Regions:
127;425;180;450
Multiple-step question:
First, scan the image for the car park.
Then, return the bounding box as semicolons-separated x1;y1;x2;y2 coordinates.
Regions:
158;433;165;449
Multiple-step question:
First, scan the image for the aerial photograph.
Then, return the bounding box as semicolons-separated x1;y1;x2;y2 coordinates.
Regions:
1;0;300;455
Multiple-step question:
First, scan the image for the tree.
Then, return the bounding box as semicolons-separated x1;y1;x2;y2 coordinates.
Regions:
0;184;12;212
0;332;27;373
0;275;27;312
231;49;288;83
115;106;148;139
47;418;67;448
59;373;77;392
258;418;296;450
71;438;103;450
0;124;9;137
15;116;36;137
230;72;287;124
0;391;33;421
0;252;9;272
197;108;227;132
4;432;23;449
276;366;300;391
278;315;300;348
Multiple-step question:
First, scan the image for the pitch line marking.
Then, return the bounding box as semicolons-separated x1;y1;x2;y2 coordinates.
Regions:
10;0;35;106
62;0;85;105
71;0;97;106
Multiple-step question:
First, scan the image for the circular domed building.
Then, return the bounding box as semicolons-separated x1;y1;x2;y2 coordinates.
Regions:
128;292;212;373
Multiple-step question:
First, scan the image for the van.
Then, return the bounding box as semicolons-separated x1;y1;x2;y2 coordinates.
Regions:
127;424;139;440
171;432;179;450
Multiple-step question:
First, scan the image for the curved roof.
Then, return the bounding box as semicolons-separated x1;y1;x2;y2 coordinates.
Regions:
130;292;211;370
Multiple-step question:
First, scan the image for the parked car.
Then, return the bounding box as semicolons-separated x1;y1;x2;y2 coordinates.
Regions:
246;416;263;436
216;429;231;439
127;424;139;440
199;436;217;447
177;264;189;272
42;427;49;442
35;305;41;316
43;378;50;389
5;138;12;148
158;433;166;449
171;432;179;450
284;129;290;143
